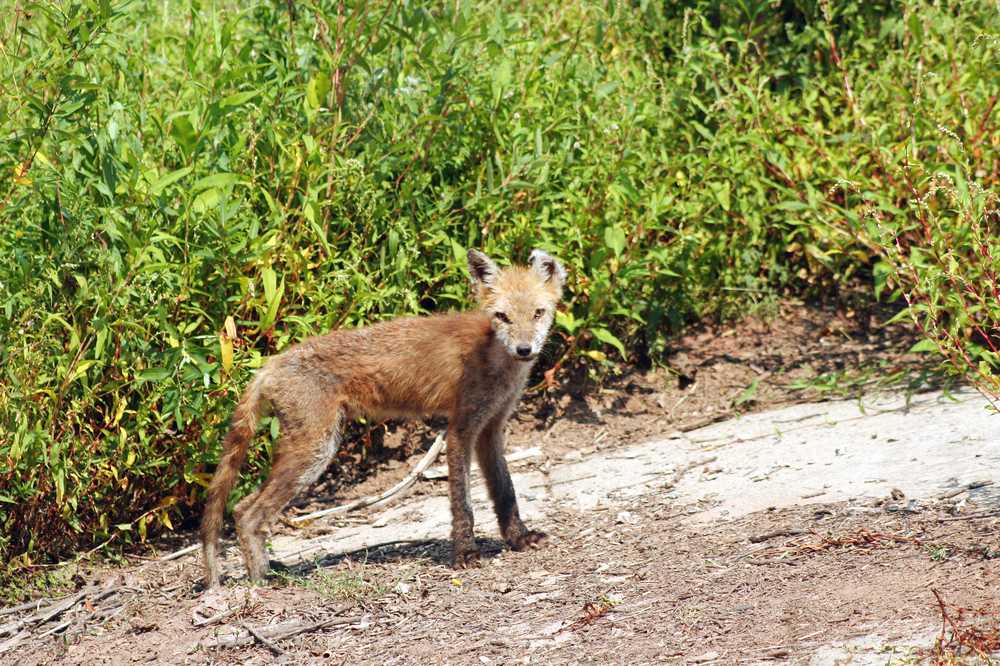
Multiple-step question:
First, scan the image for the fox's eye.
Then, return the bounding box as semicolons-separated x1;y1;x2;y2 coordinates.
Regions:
494;312;511;324
533;308;546;320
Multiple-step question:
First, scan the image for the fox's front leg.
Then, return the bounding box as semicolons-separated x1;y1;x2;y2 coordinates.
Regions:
476;415;546;551
446;422;480;568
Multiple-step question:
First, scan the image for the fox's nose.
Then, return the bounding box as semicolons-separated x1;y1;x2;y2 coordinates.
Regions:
516;345;532;358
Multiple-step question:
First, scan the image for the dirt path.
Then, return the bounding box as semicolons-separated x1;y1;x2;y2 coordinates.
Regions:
6;389;999;665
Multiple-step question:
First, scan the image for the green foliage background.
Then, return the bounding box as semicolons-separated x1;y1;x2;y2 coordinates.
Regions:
1;0;998;574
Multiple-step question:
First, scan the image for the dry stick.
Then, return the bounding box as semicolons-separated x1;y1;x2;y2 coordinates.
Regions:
193;607;241;628
201;615;363;650
0;598;47;618
937;510;1000;522
36;620;71;639
291;431;445;524
938;480;994;500
969;93;998;147
0;630;29;656
748;529;808;544
159;543;199;562
242;622;285;656
0;587;94;637
932;588;956;643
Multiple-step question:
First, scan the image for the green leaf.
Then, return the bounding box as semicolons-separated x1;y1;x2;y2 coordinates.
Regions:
169;114;198;156
734;378;760;406
219;90;258;108
306;73;331;110
451;239;466;266
909;338;939;353
595;81;619;99
590;327;627;359
192;173;243;192
713;181;731;212
191;188;222;213
149;167;192;196
136;368;171;382
873;261;892;301
260;268;284;330
604;226;626;257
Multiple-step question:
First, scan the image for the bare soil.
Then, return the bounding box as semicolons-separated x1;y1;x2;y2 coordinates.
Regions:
8;299;989;666
11;497;999;664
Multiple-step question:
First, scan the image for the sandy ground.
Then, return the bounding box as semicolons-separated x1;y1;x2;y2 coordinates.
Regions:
6;488;999;664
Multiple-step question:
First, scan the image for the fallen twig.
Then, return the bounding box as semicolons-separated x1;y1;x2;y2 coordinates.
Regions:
0;630;30;656
193;607;241;628
292;432;445;524
0;587;95;637
159;543;199;562
200;615;363;650
243;622;285;656
930;588;1000;663
748;529;808;544
560;599;615;633
938;480;994;500
791;529;919;555
937;510;1000;522
0;598;48;618
36;620;71;639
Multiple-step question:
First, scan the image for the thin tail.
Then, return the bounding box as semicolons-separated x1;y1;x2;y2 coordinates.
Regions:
200;373;265;587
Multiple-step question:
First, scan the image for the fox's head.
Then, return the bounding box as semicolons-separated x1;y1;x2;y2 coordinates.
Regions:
468;248;566;362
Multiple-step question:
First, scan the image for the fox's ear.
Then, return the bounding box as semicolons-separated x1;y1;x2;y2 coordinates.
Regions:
529;249;566;289
467;249;499;288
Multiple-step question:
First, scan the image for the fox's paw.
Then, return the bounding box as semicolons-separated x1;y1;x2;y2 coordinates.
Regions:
453;546;481;569
507;529;547;551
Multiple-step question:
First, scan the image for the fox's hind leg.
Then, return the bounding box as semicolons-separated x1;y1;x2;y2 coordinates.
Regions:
234;400;344;581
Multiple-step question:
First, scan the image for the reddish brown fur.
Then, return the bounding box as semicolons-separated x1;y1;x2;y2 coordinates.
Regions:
200;249;566;587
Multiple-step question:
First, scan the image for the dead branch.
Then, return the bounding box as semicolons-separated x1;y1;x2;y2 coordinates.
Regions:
938;480;994;500
0;587;94;637
199;615;362;650
291;431;445;523
159;543;199;562
193;606;241;628
36;620;71;639
748;529;808;544
0;630;29;656
930;588;1000;662
791;530;918;555
937;510;1000;522
0;598;48;618
243;622;285;655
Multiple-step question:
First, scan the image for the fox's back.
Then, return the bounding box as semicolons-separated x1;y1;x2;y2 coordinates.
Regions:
271;312;505;417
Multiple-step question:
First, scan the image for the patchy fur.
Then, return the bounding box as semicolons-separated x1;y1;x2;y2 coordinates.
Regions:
200;248;566;587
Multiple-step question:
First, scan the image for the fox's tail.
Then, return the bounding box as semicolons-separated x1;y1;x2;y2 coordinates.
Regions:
200;372;266;587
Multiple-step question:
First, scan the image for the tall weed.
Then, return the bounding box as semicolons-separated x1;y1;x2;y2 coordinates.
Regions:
0;0;997;575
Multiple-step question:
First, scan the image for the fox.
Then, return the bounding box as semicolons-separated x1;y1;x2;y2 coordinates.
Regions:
200;248;567;587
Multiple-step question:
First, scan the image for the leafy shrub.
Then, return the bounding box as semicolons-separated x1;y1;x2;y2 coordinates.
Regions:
1;0;997;575
867;170;999;408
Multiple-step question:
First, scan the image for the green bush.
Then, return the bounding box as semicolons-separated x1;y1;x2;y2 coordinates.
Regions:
1;0;997;574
